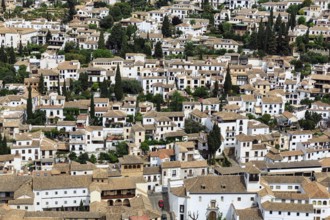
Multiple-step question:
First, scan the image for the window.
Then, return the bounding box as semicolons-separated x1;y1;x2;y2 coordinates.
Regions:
306;213;309;216
199;196;202;202
237;197;241;201
172;170;176;177
64;191;67;194
17;206;20;209
278;211;281;215
276;186;280;189
180;205;184;213
74;190;76;194
45;192;48;195
64;201;67;204
74;200;77;204
250;197;254;201
288;212;290;216
295;186;299;190
288;186;293;190
297;213;300;216
37;202;39;205
221;196;224;202
83;190;86;193
270;211;272;214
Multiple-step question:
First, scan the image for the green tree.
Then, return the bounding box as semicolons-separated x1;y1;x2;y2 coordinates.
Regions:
172;16;182;26
27;85;33;120
64;0;76;23
78;153;89;164
98;31;106;49
289;10;296;30
62;80;68;101
184;41;195;57
193;87;209;98
89;154;97;164
249;31;258;50
154;41;163;59
140;142;149;154
169;91;185;111
0;46;6;63
46;30;52;44
18;41;23;56
161;15;171;37
78;72;89;91
152;94;164;111
79;200;85;211
38;74;45;95
122;79;143;94
114;64;123;100
298;16;306;25
68;151;78;161
207;123;221;162
90;93;95;119
223;65;232;96
184;119;205;133
92;49;113;59
8;47;16;64
267;29;277;55
116;142;128;157
100;15;114;30
274;14;282;34
107;23;126;51
212;81;219;97
2;0;5;12
100;80;110;98
257;20;265;50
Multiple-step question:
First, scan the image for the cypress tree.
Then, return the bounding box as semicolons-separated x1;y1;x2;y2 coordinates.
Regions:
62;80;68;101
223;65;232;96
57;77;61;95
100;80;109;98
8;47;16;64
207;123;221;162
267;29;277;55
0;133;3;155
249;31;258;50
98;31;105;49
0;46;7;63
304;28;309;44
27;85;33;120
274;14;282;34
269;8;274;27
212;81;219;97
3;136;8;154
79;200;85;211
90;93;95;119
154;41;163;59
46;30;52;44
290;11;296;30
38;74;45;95
257;20;265;50
19;41;23;56
264;22;272;52
161;15;171;38
1;0;5;12
114;64;123;101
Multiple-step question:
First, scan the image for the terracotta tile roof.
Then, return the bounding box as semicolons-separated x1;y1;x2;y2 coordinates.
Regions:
262;201;313;212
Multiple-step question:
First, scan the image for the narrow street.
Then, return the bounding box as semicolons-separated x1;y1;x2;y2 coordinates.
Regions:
148;191;172;220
